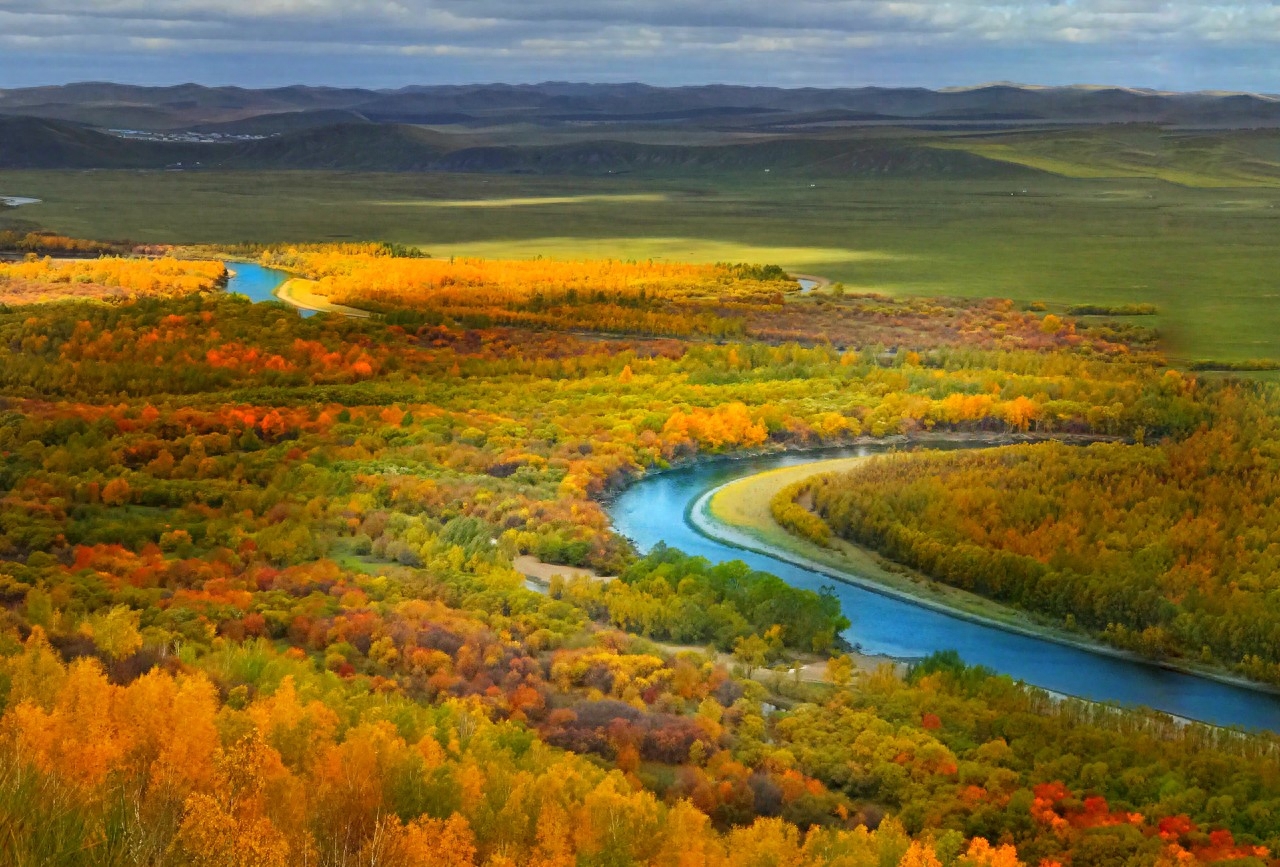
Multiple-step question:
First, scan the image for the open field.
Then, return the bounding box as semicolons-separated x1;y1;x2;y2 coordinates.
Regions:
3;142;1280;362
939;126;1280;187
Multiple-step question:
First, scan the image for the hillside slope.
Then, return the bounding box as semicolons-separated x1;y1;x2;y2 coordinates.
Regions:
4;82;1280;131
0;116;204;168
0;118;1041;177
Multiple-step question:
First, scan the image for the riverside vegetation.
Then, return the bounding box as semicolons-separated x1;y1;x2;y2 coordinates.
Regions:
1;241;1280;866
780;385;1280;682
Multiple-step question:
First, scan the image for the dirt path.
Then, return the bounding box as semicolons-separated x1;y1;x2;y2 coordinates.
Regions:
513;554;615;584
512;554;901;684
647;637;902;685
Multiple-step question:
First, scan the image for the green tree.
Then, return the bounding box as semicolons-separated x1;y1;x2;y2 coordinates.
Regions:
734;633;770;679
80;604;143;660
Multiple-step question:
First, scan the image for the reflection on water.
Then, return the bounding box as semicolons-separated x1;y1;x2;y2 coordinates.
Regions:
609;444;1280;731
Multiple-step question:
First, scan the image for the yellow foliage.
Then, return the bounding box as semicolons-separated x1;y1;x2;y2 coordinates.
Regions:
265;249;770;307
1;626;66;710
0;256;225;304
256;248;779;336
725;817;805;867
664;402;768;451
244;676;340;772
899;840;944;867
178;792;292;867
177;731;294;867
359;814;478;867
959;837;1025;867
653;800;728;867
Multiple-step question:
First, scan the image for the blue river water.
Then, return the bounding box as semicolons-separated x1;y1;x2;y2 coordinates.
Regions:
221;259;1280;730
608;444;1280;731
224;262;312;316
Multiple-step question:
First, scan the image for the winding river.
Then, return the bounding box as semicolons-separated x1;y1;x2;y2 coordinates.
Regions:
609;444;1280;731
225;262;1280;730
225;262;295;305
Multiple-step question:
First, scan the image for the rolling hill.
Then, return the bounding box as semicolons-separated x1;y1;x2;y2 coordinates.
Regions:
0;115;1041;177
0;116;206;168
3;82;1280;133
5;82;1280;179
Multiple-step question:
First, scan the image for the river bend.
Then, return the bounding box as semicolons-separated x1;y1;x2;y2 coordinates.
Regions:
608;444;1280;731
225;265;1280;730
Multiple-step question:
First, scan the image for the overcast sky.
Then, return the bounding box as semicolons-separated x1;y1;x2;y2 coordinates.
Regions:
2;1;1278;92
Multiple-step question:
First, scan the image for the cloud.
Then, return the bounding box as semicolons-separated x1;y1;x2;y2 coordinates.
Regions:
0;1;1278;89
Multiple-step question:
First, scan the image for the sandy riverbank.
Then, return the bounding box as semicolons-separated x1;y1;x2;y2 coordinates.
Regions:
693;454;1280;698
275;277;371;318
512;554;614;584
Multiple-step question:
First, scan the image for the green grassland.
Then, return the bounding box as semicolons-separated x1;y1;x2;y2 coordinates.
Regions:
3;127;1280;362
937;126;1280;187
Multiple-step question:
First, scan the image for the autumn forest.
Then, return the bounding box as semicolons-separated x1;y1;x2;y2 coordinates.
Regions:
2;233;1280;867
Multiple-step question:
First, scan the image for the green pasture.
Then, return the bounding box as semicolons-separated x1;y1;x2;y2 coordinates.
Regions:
938;125;1280;188
2;152;1279;363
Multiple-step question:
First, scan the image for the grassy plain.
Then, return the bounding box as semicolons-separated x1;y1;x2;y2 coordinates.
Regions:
3;151;1280;362
940;126;1280;187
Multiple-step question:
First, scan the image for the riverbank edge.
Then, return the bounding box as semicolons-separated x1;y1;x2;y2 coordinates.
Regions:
598;431;1109;506
275;277;371;318
703;457;1091;639
685;451;1280;703
222;260;371;317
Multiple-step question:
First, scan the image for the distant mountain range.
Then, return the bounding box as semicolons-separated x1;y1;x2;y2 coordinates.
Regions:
3;82;1280;132
0;114;1042;177
3;82;1280;174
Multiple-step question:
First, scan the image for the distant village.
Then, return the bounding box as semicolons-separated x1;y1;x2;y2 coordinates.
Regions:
107;128;271;143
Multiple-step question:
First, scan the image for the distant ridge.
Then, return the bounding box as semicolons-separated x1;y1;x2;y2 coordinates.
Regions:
0;115;1041;176
0;116;207;168
941;82;1280;100
4;82;1280;175
3;82;1280;131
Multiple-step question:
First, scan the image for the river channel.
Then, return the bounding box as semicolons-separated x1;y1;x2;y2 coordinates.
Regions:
609;444;1280;731
227;263;1280;730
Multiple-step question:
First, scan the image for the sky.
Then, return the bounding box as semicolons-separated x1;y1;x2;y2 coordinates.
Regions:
2;1;1279;93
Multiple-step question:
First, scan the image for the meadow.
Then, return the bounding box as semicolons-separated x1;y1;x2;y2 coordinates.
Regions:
3;152;1279;364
